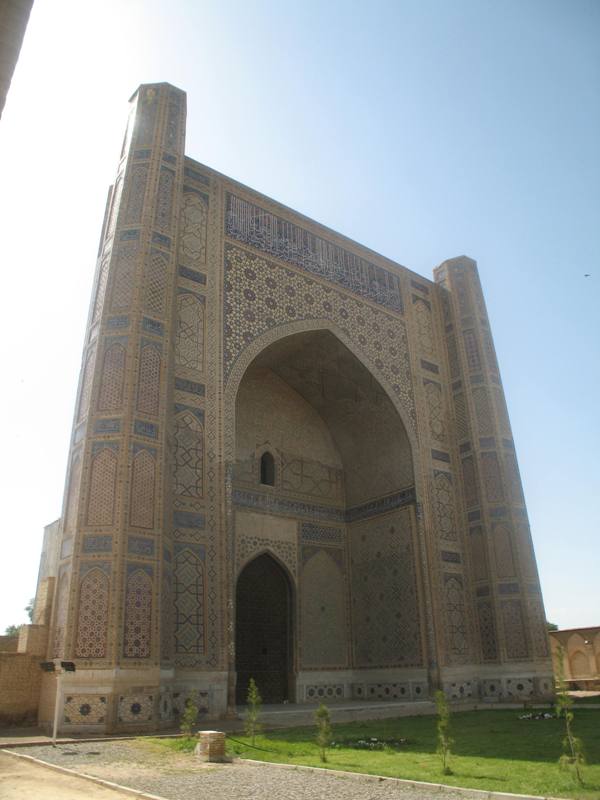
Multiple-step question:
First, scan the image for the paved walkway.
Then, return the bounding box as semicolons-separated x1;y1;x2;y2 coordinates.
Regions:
4;741;471;800
0;752;137;800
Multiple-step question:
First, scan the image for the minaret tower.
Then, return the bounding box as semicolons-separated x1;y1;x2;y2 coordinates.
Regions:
41;84;186;731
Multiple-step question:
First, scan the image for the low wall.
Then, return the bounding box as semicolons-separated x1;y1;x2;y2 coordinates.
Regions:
0;652;43;724
0;635;18;652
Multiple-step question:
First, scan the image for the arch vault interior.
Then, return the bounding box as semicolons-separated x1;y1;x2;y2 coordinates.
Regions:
233;329;426;703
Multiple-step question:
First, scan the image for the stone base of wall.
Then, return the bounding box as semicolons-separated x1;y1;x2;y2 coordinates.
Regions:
440;663;554;702
38;668;229;735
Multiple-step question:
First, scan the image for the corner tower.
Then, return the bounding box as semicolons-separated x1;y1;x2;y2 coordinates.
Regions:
40;84;188;731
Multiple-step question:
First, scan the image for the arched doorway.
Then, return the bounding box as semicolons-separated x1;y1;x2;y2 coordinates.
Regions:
235;553;293;705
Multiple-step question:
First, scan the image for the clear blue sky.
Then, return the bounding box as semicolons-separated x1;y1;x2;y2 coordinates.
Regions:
0;0;598;631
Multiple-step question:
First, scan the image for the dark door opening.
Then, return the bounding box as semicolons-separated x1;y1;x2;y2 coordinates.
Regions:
235;553;292;705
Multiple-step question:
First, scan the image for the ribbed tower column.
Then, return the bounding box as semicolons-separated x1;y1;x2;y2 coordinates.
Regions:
434;257;553;699
42;84;186;733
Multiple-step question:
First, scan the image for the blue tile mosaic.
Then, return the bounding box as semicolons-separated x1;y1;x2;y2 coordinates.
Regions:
178;266;206;284
174;378;205;396
184;166;210;185
94;419;121;434
106;316;129;329
420;360;439;374
173;511;205;529
82;534;113;554
134;420;158;439
128;535;155;557
152;232;171;247
142;317;164;336
441;550;461;563
120;229;139;241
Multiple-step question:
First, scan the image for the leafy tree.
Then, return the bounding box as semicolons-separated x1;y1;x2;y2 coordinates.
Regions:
555;645;585;785
315;703;332;763
435;689;453;775
4;624;20;636
180;690;199;736
546;621;559;631
245;678;263;745
25;598;35;622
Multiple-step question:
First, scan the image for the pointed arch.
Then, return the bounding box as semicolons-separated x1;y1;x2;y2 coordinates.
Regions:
260;450;275;486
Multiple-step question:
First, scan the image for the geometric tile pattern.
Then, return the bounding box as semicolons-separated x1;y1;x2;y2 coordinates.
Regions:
414;297;434;355
97;343;126;411
137;344;161;416
124;164;148;225
175;293;204;372
155;167;174;231
86;447;117;527
123;567;153;658
129;449;156;529
433;471;457;541
223;245;415;428
481;451;505;503
477;599;498;661
350;508;422;668
63;694;107;725
492;522;516;578
472;387;494;436
180;190;208;265
461;455;478;508
111;240;138;312
444;574;468;659
75;567;110;658
173;411;203;497
423;379;445;442
144;248;168;317
501;599;529;660
462;329;481;371
118;692;154;722
174;546;205;659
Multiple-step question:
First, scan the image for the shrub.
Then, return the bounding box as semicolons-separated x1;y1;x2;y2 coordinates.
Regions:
245;678;263;745
435;689;453;776
315;703;332;763
555;645;585;786
180;690;199;736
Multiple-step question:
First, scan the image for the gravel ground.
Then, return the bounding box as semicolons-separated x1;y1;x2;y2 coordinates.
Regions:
10;741;471;800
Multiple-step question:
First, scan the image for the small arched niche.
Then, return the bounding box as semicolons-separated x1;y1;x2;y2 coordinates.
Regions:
260;451;275;486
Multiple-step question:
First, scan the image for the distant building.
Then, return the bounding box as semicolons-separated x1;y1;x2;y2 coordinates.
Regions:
5;83;553;733
0;0;34;119
549;627;600;690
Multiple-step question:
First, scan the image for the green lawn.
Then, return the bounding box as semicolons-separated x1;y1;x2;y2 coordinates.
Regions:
150;709;600;799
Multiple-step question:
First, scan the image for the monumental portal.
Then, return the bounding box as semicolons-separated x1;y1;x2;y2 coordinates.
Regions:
33;83;553;733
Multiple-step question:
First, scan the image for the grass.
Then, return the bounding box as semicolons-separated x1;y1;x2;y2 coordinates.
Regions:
214;709;600;799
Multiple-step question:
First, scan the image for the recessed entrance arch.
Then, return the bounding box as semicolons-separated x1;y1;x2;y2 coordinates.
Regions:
235;553;293;705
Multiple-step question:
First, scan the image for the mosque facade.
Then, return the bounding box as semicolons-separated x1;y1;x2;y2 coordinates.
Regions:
33;83;553;733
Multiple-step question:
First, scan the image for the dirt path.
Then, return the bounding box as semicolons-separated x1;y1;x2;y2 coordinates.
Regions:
0;752;145;800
